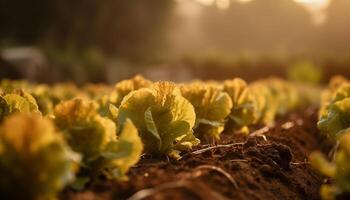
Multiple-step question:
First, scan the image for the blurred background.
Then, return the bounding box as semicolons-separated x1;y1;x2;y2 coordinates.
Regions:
0;0;349;84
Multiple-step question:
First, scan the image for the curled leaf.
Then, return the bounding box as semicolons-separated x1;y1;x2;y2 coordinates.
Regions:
101;119;143;180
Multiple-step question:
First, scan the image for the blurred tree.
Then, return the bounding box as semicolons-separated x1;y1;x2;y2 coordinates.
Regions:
201;0;315;53
94;0;174;60
0;0;175;61
0;0;55;44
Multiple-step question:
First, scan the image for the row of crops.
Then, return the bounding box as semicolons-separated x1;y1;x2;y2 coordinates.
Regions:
310;76;350;200
0;75;335;200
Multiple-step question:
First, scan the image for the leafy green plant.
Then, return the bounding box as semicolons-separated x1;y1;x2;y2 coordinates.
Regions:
0;80;30;93
30;84;56;115
0;113;80;200
249;81;278;126
83;84;119;121
316;77;350;139
261;78;299;116
287;61;323;85
54;98;143;179
310;132;350;200
319;77;350;119
223;78;256;133
114;75;152;107
0;90;41;121
50;83;87;103
318;97;350;139
118;81;199;159
311;76;350;199
180;81;232;141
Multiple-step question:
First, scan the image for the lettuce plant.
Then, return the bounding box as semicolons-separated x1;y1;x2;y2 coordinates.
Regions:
318;98;350;139
81;84;118;118
30;84;56;115
118;81;199;159
180;82;232;140
83;84;114;100
310;132;350;200
54;98;143;179
320;83;350;120
0;79;29;93
0;90;41;121
0;113;79;200
249;78;300;126
223;78;256;133
261;78;299;116
114;75;152;106
249;81;278;126
319;76;349;119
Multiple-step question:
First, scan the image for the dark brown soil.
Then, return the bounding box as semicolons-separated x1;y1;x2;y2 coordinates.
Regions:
60;107;332;200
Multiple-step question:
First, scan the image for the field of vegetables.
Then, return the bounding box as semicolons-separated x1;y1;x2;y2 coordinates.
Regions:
1;75;350;200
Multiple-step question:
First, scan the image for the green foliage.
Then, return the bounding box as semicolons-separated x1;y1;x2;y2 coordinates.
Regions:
0;76;308;196
0;113;79;200
249;81;278;126
118;81;199;159
223;78;256;133
54;98;143;179
287;61;323;85
260;78;299;116
311;76;350;199
30;84;57;115
114;75;152;107
317;77;350;139
310;132;350;200
180;81;233;140
318;98;350;139
319;76;350;119
0;80;30;93
0;90;41;121
247;78;300;127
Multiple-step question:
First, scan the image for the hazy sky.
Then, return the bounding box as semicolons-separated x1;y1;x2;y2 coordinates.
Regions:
185;0;331;24
171;0;334;56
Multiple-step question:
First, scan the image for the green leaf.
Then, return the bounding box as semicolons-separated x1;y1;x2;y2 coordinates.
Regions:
196;118;223;126
101;140;133;160
108;104;119;120
105;119;143;178
309;151;336;178
318;98;350;138
0;91;41;121
144;107;161;148
70;177;90;191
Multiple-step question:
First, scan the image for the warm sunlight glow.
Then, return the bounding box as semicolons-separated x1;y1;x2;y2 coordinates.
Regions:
188;0;331;24
294;0;331;25
294;0;330;7
192;0;330;10
194;0;215;6
216;0;230;9
236;0;253;3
